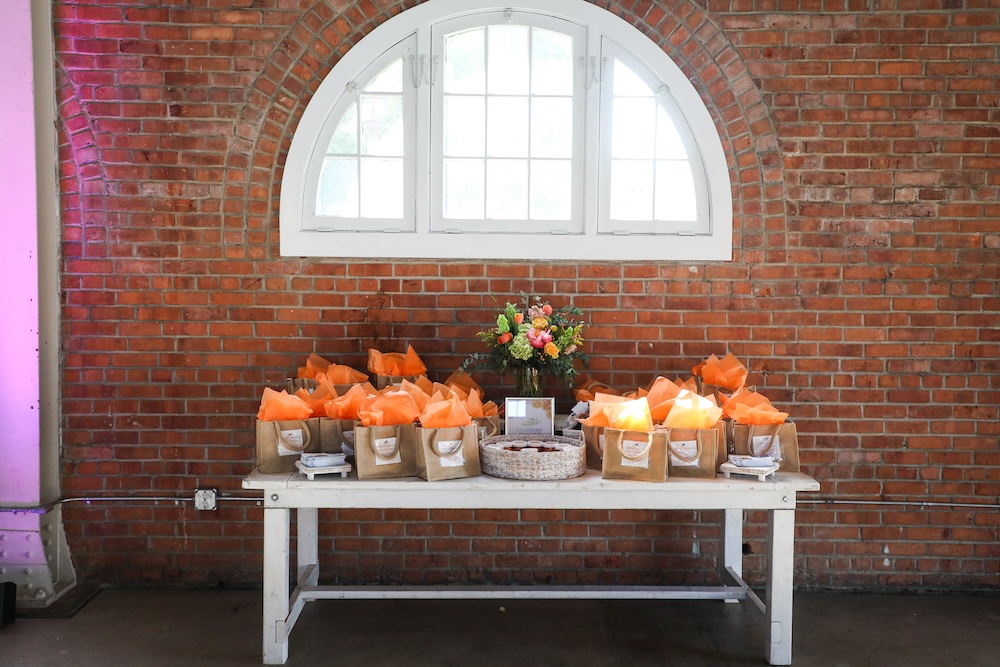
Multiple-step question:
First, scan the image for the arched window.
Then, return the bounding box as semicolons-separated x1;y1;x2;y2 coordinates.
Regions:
280;0;732;261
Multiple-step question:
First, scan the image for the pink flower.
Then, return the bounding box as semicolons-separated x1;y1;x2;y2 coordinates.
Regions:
526;327;553;349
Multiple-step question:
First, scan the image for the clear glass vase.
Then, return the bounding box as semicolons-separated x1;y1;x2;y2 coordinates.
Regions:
514;367;543;397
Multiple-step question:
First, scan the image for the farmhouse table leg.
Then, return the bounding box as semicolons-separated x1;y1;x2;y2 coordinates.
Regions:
723;508;743;602
263;507;290;665
765;508;796;665
297;507;319;585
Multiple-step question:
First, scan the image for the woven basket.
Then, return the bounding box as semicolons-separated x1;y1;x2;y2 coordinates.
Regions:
480;434;586;481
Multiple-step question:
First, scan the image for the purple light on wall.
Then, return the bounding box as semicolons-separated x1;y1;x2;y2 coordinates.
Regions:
0;0;41;505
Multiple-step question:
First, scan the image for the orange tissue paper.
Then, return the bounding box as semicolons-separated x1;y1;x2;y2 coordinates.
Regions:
581;392;627;428
294;381;339;419
722;390;772;420
257;387;313;421
419;395;473;428
367;345;427;377
645;377;684;422
697;353;748;393
358;390;422;427
731;402;788;426
324;384;373;421
603;396;654;432
661;390;724;430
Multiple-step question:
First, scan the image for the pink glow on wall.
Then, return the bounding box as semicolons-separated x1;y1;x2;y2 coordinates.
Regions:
0;0;41;505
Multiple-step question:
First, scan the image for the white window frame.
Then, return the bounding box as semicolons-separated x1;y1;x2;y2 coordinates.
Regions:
280;0;732;261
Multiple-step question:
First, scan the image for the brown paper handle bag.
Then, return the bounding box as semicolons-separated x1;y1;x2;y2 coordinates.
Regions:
371;425;403;462
273;420;311;452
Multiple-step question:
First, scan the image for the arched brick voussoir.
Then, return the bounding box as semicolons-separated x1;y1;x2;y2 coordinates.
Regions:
55;64;110;263
228;0;785;263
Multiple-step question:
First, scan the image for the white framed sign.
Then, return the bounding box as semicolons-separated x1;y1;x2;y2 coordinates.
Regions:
505;398;555;437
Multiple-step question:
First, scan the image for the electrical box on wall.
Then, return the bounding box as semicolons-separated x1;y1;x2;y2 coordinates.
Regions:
194;489;217;511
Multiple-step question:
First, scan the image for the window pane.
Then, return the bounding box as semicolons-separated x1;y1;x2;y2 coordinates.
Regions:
656;105;688;160
444;96;485;157
655;161;697;222
360;158;403;219
530;97;572;158
360;95;404;156
612;97;656;159
443;158;484;219
316;157;358;217
365;58;403;93
531;29;573;96
610;160;654;221
530;160;571;220
444;29;485;94
328;102;357;155
613;58;653;97
488;25;529;95
487;97;528;158
486;159;528;219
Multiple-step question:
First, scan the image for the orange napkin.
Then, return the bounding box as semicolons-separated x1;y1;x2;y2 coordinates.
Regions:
698;353;748;392
661;390;724;430
294;381;339;418
419;395;472;428
603;397;654;432
324;384;372;421
257;388;313;421
358;390;422;427
581;392;627;428
367;345;427;377
731;402;788;425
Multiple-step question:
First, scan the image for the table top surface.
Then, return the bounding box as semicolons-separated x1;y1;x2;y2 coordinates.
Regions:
244;468;820;495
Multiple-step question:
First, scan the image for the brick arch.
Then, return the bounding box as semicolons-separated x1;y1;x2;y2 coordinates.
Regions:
55;64;109;264
227;0;785;263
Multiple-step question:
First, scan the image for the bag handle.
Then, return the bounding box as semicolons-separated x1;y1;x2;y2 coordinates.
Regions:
667;430;702;463
273;420;311;452
478;418;499;438
748;424;780;457
428;428;465;457
618;431;654;460
371;424;402;461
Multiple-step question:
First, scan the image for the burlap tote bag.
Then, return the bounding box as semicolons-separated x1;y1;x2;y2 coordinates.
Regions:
255;418;321;473
416;425;481;481
601;429;668;483
732;422;800;472
582;423;606;471
665;428;718;479
354;423;419;479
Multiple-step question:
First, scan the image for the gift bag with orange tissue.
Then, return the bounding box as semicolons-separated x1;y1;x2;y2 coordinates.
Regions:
694;353;748;402
255;388;324;474
730;400;799;472
466;388;501;439
368;345;428;390
660;426;718;479
353;391;421;480
661;390;725;471
601;428;669;483
580;392;627;470
416;395;480;482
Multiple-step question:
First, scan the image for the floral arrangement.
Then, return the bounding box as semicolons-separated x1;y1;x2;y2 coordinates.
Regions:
462;295;586;397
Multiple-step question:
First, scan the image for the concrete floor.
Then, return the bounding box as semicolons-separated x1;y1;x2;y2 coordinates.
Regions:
1;589;998;666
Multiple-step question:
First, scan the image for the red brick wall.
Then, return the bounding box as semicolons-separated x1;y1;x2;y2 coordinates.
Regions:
54;0;999;590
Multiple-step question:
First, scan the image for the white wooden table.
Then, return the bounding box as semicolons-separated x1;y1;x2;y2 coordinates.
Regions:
243;469;819;665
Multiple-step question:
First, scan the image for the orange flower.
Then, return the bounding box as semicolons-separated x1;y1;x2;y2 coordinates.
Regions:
513;313;524;324
497;332;512;344
544;341;559;358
